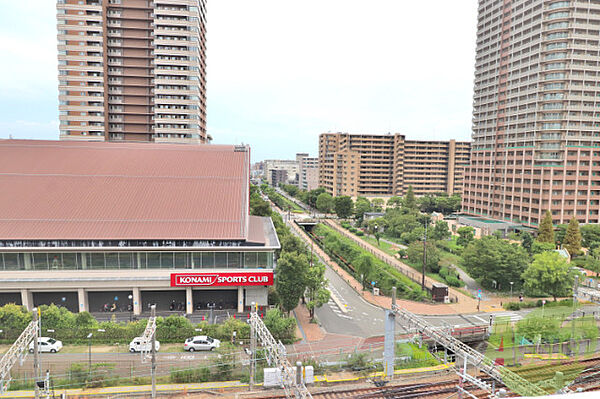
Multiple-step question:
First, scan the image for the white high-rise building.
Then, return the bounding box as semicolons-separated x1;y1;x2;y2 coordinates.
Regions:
463;0;600;227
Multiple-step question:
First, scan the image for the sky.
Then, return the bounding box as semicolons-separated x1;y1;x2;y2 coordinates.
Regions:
0;0;478;162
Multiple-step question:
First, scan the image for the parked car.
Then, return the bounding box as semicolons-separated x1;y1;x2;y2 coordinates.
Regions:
184;336;220;352
28;337;63;353
129;337;160;353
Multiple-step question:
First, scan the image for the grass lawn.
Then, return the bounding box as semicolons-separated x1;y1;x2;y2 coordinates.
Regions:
362;235;400;257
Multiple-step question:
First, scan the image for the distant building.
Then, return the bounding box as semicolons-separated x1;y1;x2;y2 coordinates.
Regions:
297;154;319;191
263;159;298;186
319;133;470;197
270;169;289;187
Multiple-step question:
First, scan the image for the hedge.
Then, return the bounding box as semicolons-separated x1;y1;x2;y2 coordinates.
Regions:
0;304;296;345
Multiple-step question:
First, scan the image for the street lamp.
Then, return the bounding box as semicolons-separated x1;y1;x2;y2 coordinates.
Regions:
128;294;133;322
510;282;514;299
87;333;93;381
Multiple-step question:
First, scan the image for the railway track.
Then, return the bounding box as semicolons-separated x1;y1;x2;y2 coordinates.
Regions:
256;378;504;399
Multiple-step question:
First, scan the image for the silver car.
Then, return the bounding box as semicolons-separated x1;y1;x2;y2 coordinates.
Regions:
184;336;220;351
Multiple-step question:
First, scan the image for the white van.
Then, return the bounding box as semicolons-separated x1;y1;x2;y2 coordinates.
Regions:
129;337;160;353
28;337;63;353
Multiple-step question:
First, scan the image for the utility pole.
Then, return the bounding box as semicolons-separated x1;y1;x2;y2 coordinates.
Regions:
33;308;40;399
422;221;428;290
150;305;156;399
250;302;256;390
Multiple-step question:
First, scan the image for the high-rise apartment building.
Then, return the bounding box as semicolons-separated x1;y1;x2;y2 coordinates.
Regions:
319;133;470;197
463;0;600;227
57;0;208;143
297;153;319;191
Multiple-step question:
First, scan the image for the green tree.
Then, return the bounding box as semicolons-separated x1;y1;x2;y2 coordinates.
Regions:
275;252;309;314
281;234;305;254
354;197;372;223
587;247;600;277
249;192;272;217
521;232;534;254
403;185;417;211
334;196;354;219
371;198;385;212
430;220;450;242
355;254;374;290
304;262;330;320
456;226;474;247
462;236;529;290
531;241;555;255
406;241;441;273
387;196;403;209
316;192;334;213
522;251;573;301
537;210;555;243
307;188;326;208
581;224;600;251
564;217;582;258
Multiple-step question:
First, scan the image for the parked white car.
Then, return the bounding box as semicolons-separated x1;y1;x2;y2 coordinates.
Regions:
28;337;63;353
184;336;220;351
129;337;160;353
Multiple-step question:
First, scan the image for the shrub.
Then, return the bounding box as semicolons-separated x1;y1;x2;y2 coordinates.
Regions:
505;302;521;311
356;231;364;236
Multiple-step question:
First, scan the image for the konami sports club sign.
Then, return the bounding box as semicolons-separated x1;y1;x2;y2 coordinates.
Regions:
170;272;273;287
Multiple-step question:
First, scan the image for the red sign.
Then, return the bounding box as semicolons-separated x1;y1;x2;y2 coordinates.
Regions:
170;272;273;287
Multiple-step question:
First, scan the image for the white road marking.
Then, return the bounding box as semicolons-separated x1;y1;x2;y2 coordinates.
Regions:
472;315;487;324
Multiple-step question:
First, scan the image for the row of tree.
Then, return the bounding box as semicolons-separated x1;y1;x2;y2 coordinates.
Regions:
279;184;462;220
250;186;330;318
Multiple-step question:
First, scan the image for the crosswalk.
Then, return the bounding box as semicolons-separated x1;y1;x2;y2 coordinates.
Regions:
491;312;523;322
327;298;353;319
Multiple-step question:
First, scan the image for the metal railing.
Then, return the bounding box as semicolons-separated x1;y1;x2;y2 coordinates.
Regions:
0;320;38;393
393;306;547;397
250;312;312;399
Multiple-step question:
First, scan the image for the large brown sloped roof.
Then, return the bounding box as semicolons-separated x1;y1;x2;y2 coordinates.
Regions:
0;140;251;241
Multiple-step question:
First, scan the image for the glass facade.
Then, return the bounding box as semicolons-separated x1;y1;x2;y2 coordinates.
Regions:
0;251;274;271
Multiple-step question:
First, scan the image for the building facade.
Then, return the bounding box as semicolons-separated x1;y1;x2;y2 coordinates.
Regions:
263;159;299;186
57;0;208;144
0;140;278;315
319;133;470;197
463;0;600;227
297;154;319;191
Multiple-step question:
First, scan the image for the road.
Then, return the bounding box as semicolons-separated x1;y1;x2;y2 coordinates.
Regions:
285;210;502;337
11;350;228;377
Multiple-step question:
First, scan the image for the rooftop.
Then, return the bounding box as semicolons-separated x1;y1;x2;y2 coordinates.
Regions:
0;140;255;242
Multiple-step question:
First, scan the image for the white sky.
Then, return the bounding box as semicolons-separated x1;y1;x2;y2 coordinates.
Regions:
0;0;478;162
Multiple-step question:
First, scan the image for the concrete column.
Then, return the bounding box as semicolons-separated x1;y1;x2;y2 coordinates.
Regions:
186;287;193;314
237;286;244;313
21;289;33;311
77;288;88;313
133;287;141;315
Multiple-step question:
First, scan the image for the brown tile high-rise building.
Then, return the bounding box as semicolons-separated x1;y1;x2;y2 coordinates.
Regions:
463;0;600;227
319;133;470;198
57;0;208;143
